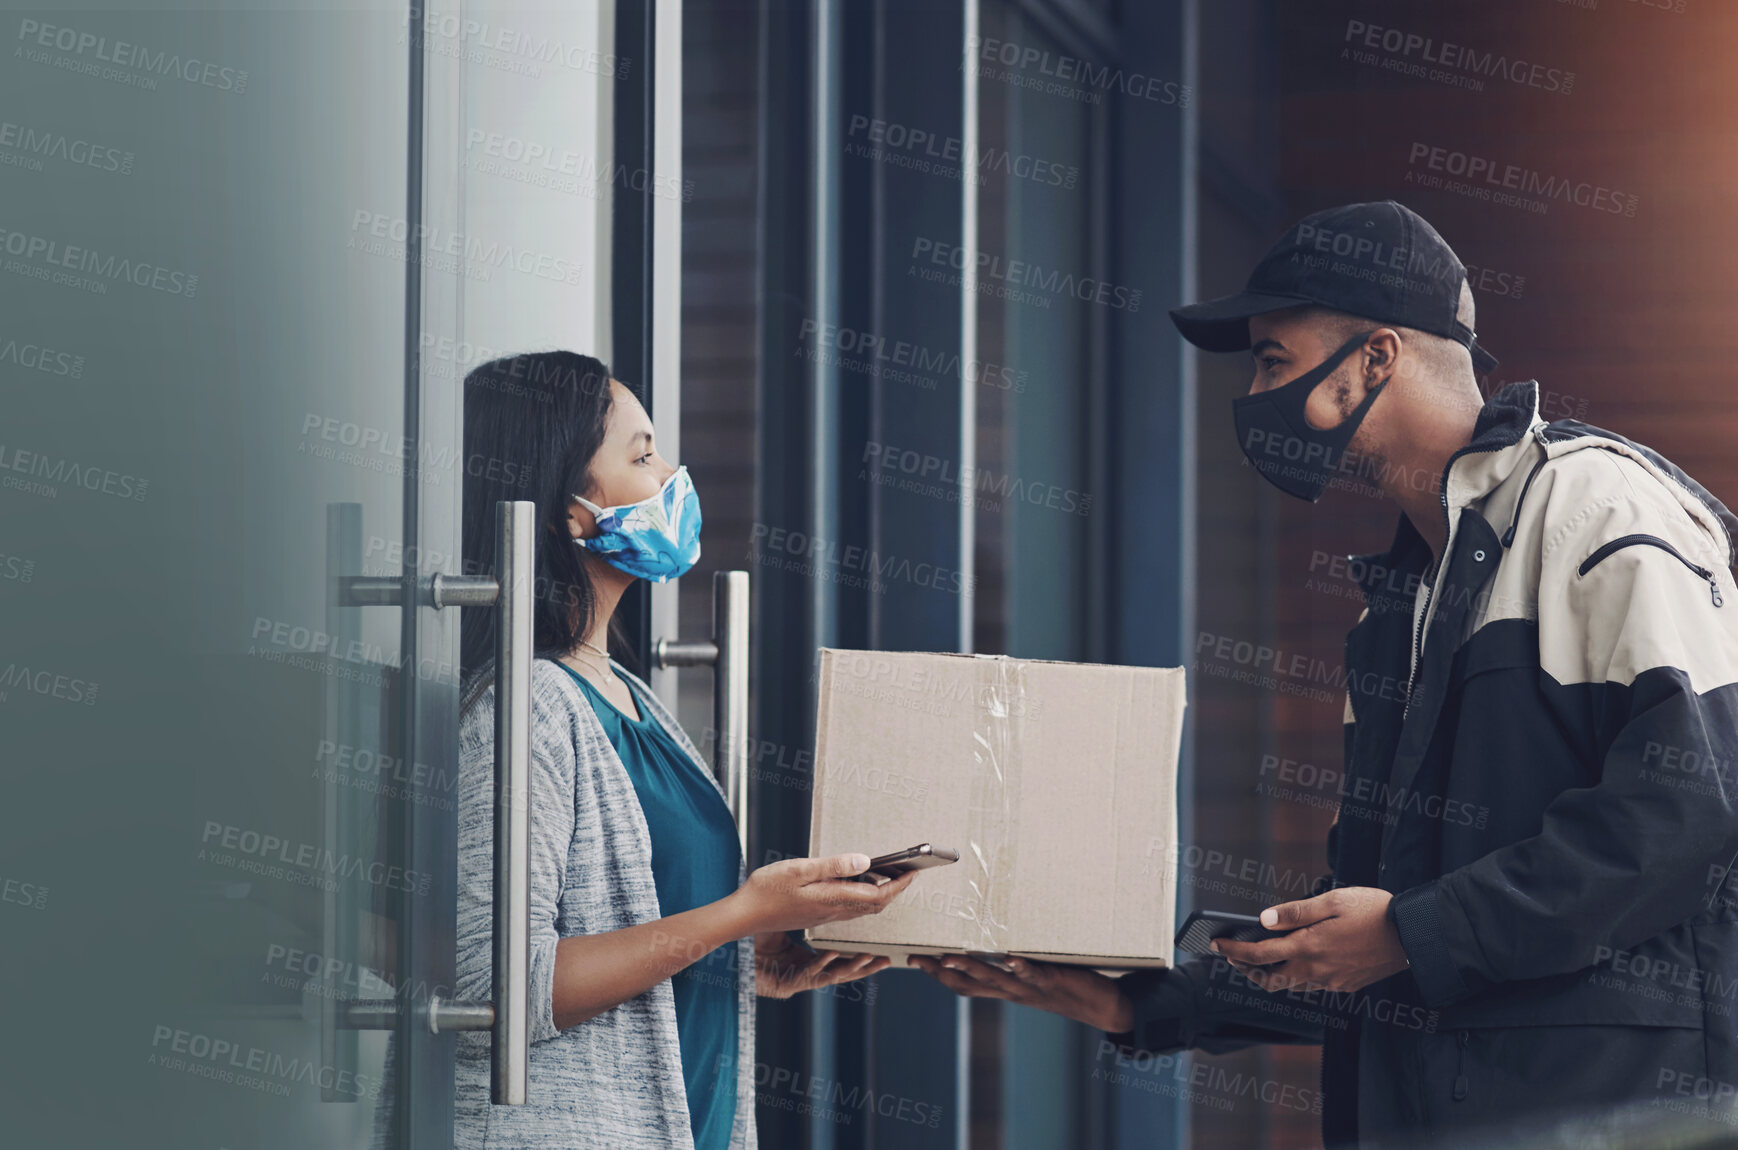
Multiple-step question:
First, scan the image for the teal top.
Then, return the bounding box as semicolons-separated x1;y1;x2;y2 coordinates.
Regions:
555;661;741;1150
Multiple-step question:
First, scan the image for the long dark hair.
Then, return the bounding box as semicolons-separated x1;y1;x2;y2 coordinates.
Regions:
458;351;626;713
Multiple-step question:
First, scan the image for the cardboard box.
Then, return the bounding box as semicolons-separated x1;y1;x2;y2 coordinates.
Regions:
805;648;1185;970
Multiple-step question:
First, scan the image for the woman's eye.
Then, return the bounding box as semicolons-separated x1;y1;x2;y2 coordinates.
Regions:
635;452;654;465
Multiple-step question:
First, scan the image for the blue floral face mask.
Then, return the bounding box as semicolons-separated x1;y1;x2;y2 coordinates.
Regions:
572;464;702;583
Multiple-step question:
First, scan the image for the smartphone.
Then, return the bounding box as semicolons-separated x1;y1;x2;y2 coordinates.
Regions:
850;843;960;883
1173;909;1288;952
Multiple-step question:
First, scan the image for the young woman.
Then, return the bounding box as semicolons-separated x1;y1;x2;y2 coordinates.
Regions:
444;351;911;1149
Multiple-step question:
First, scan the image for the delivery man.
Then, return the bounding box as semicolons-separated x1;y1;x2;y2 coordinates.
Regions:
912;200;1738;1145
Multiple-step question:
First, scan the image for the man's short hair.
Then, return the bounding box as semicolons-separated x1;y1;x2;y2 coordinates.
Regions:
1303;281;1478;382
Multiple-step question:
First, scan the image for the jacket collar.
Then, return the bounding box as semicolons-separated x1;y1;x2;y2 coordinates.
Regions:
1442;379;1545;518
1350;380;1544;608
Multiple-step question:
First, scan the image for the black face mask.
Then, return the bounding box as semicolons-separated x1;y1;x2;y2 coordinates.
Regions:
1232;331;1387;503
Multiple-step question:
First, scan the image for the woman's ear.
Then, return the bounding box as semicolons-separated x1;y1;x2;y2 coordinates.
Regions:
566;498;596;541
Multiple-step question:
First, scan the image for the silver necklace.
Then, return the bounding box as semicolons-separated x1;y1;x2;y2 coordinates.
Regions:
562;641;613;686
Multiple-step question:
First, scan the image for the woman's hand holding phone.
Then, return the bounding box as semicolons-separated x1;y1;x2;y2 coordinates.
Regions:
729;853;916;935
552;853;905;1028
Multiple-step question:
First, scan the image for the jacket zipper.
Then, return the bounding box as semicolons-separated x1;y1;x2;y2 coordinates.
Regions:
1451;1030;1470;1101
1403;580;1433;720
1578;533;1724;607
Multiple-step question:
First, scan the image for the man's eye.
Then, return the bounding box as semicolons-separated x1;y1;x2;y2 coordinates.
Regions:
1259;356;1282;371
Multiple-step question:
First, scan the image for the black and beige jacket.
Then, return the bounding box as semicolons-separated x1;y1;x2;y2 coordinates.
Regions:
1117;379;1738;1146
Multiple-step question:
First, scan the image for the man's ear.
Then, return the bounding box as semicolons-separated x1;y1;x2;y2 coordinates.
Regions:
1363;328;1402;385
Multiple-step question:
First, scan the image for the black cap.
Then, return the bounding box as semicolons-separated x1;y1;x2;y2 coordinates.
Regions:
1170;200;1499;374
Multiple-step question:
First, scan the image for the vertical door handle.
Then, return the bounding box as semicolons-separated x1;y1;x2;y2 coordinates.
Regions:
490;500;534;1105
321;504;363;1102
653;571;751;855
327;501;533;1105
713;572;750;858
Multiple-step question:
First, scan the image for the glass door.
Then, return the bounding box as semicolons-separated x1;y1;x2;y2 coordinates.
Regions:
0;2;622;1147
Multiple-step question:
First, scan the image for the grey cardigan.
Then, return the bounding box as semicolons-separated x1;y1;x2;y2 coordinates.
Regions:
377;658;757;1149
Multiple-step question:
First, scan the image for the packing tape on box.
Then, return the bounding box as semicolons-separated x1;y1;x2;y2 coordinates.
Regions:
962;655;1023;955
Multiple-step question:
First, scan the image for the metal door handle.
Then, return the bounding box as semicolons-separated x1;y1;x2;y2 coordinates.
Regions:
489;500;533;1105
654;571;750;856
331;500;533;1106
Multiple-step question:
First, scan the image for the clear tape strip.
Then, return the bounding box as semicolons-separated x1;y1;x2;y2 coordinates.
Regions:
962;655;1021;954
